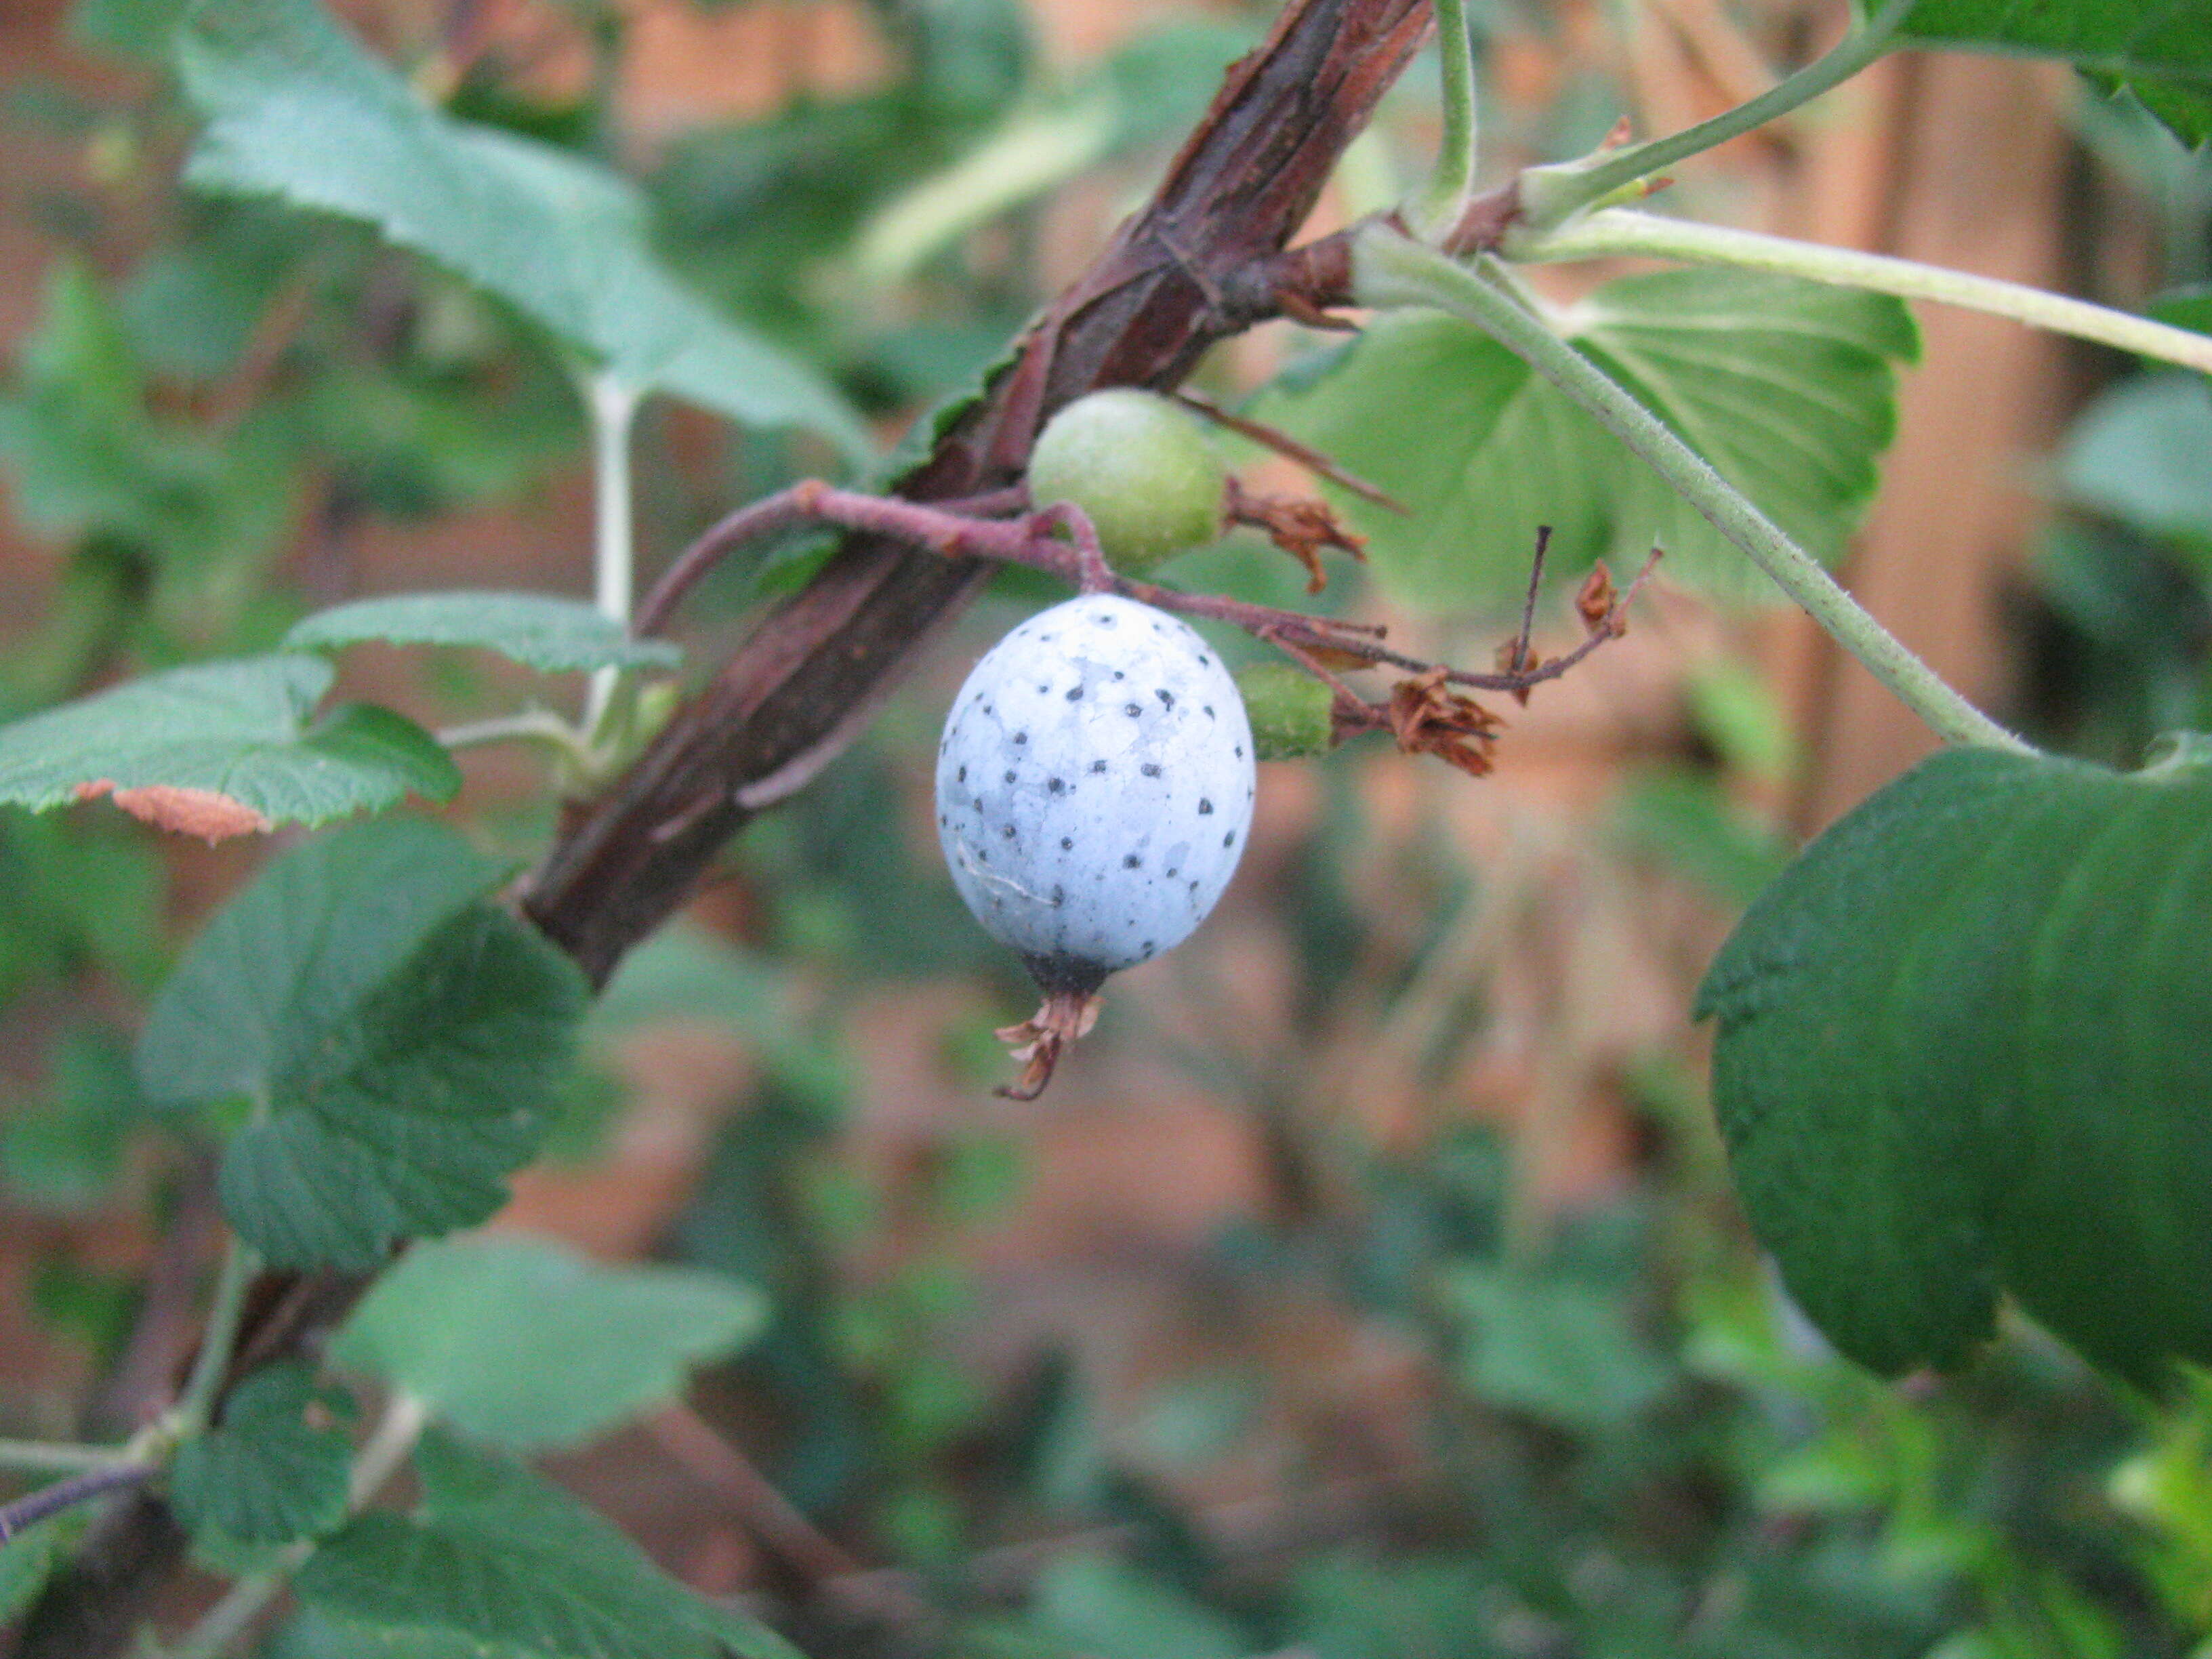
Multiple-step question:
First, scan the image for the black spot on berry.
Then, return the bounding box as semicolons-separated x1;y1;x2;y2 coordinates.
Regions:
1003;770;1017;784
1111;670;1125;680
1204;705;1215;718
958;765;966;782
1066;687;1083;701
1048;777;1065;793
1198;798;1214;815
1188;879;1200;893
1142;939;1154;953
1124;703;1142;718
1051;885;1064;905
1124;854;1142;869
1099;614;1115;626
1199;653;1211;667
1002;825;1017;840
1090;760;1108;774
1141;763;1161;778
1155;689;1174;708
1223;832;1235;847
1037;684;1048;695
1061;837;1074;850
978;850;989;863
1013;731;1028;745
1235;745;1245;758
1166;868;1178;879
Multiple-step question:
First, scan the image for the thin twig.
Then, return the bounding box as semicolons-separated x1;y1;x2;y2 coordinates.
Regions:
1169;391;1409;512
632;480;1648;704
0;1465;156;1544
1511;525;1551;676
176;1237;258;1437
642;1403;937;1628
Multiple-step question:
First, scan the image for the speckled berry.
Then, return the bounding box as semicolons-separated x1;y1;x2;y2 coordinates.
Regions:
935;594;1256;1004
1025;390;1227;573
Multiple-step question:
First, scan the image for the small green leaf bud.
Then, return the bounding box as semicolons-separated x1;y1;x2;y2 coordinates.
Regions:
1235;663;1336;760
1026;389;1228;573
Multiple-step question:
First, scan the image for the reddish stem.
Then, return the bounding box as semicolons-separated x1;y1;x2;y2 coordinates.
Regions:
637;482;1659;705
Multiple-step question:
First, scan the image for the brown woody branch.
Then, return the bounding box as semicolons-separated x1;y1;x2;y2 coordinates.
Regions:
523;0;1431;986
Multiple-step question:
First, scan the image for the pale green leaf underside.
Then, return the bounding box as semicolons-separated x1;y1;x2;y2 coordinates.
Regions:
1696;747;2212;1386
286;592;681;674
177;0;868;457
297;1434;800;1659
1253;268;1915;613
138;819;587;1269
0;655;453;829
332;1233;767;1451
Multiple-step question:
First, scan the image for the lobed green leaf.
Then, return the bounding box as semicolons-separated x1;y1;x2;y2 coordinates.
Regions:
331;1233;766;1451
138;819;587;1268
1889;0;2212;148
0;656;457;837
285;592;681;674
295;1433;800;1659
169;1362;353;1547
176;0;869;457
1252;268;1917;613
1697;744;2212;1385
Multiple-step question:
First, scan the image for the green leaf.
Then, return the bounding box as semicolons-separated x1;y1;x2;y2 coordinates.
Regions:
1891;0;2212;148
285;592;680;675
331;1233;766;1451
2057;372;2212;545
0;1514;85;1628
137;819;587;1269
170;1363;352;1546
0;656;455;837
1253;268;1917;611
176;0;867;457
1696;745;2212;1385
295;1433;800;1659
1435;1264;1673;1433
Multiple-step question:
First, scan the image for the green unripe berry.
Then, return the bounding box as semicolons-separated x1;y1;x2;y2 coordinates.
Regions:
1235;663;1336;760
1026;389;1227;573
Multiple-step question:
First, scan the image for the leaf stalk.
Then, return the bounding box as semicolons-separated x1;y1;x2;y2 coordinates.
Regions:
1508;207;2212;378
1353;227;2032;754
1517;0;1918;230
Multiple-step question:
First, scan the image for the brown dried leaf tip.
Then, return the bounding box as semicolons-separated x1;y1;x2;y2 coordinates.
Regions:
1225;479;1366;596
994;989;1103;1101
1576;564;1629;638
1387;668;1502;778
74;779;273;842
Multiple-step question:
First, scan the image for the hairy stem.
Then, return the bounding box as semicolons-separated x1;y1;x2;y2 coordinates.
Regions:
581;371;642;737
1416;0;1477;231
1517;0;1917;228
176;1235;258;1436
1509;207;2212;377
0;1441;136;1477
1354;228;2031;754
436;709;595;767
